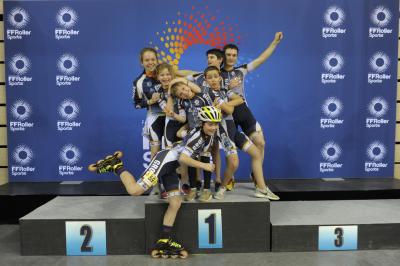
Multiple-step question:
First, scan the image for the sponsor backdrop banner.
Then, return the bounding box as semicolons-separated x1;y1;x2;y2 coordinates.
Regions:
4;0;398;181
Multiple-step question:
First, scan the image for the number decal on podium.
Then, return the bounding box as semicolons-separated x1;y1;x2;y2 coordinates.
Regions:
80;225;93;252
318;225;358;250
198;209;223;248
65;221;107;255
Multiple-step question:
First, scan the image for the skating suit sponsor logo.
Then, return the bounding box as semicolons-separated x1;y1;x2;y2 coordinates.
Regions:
9;99;34;131
8;54;33;86
7;7;31;40
59;144;83;176
368;52;391;84
55;7;79;40
11;145;35;176
321;52;345;84
365;141;387;172
322;6;346;38
56;54;80;86
366;97;389;128
57;99;81;131
320;141;343;173
320;97;343;129
369;6;393;38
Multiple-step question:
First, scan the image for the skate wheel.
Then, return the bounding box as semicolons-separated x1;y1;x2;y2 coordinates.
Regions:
88;164;97;172
105;155;113;159
170;254;179;259
161;254;169;259
114;151;123;158
97;160;103;164
179;250;188;259
150;249;160;258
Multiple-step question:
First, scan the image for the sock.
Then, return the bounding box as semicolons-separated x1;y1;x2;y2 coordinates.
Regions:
201;156;211;189
160;225;173;239
188;167;197;188
115;167;126;176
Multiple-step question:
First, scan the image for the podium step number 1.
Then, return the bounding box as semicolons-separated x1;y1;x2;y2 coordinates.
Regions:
198;209;223;249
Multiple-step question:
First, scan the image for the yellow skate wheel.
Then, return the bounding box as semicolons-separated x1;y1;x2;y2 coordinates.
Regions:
114;151;123;158
150;249;160;258
88;164;97;172
179;250;189;259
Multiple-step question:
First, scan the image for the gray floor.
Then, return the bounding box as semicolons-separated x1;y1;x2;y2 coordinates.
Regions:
1;225;400;266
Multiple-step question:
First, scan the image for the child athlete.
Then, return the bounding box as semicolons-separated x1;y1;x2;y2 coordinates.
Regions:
222;32;283;191
89;106;222;258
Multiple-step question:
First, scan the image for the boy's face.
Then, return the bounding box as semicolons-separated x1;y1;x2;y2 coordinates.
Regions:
202;121;219;136
175;84;193;99
207;54;222;69
141;51;158;72
224;48;238;67
157;68;172;88
205;70;222;90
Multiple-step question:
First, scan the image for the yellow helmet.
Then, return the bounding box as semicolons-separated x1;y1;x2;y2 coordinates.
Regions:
198;106;222;122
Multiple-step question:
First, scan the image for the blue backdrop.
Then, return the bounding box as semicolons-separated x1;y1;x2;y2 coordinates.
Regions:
4;0;398;181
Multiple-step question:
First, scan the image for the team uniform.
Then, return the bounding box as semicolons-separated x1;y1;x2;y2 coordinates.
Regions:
160;91;186;148
208;87;239;156
221;63;262;145
132;73;165;145
136;126;215;196
179;88;214;130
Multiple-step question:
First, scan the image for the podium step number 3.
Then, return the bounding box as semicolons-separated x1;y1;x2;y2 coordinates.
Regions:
66;221;107;256
318;225;358;251
198;209;223;249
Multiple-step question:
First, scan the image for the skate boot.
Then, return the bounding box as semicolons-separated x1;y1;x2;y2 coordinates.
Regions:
150;238;188;259
88;151;123;174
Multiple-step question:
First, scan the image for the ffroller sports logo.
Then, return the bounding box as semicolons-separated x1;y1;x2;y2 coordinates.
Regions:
55;7;79;40
321;52;345;84
57;99;81;131
320;141;343;173
59;144;83;176
9;99;34;132
7;7;31;40
366;97;389;128
369;6;393;38
365;141;388;172
368;52;391;84
11;145;35;176
320;97;343;129
8;54;33;86
56;54;80;86
322;6;346;38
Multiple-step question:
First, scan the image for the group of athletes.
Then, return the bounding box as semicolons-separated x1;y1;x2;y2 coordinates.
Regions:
89;31;283;258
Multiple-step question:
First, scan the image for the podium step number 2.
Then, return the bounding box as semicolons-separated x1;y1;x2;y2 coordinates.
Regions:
66;221;107;256
198;209;223;249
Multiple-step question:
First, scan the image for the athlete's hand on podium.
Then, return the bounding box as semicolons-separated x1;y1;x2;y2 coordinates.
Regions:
274;32;283;44
203;163;215;172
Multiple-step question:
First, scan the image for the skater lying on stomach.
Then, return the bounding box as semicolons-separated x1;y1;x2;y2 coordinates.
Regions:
88;106;222;258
